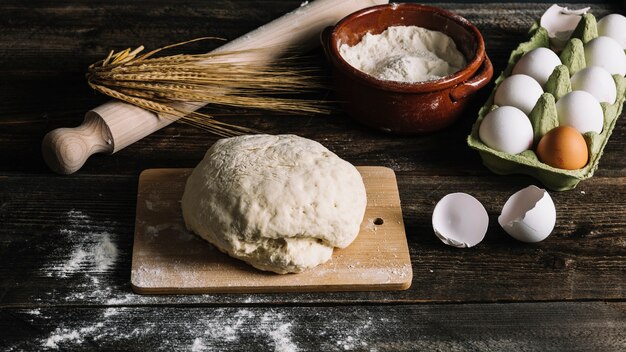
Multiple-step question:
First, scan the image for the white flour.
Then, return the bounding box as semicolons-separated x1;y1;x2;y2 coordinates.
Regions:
188;309;299;352
339;25;467;83
39;209;124;302
44;324;105;349
16;305;384;351
47;210;118;281
41;318;148;350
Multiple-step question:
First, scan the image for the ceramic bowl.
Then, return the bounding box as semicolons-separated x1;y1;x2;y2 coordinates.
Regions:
322;3;493;134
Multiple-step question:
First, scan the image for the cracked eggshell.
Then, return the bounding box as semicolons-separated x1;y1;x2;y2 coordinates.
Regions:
540;4;590;49
432;193;489;248
498;185;556;243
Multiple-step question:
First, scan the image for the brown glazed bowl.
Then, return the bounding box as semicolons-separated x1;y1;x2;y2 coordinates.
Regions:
322;3;493;134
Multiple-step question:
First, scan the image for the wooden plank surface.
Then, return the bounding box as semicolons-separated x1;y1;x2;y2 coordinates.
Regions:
1;173;624;307
0;1;625;351
2;302;625;351
131;167;412;293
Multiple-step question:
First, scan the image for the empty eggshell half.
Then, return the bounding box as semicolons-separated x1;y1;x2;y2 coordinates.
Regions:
498;185;556;243
540;4;590;49
432;193;489;248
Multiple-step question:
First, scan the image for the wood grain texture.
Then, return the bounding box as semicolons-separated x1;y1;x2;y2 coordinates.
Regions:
1;173;623;307
41;109;114;174
2;302;625;351
0;1;625;350
0;1;623;175
40;0;389;175
131;167;412;293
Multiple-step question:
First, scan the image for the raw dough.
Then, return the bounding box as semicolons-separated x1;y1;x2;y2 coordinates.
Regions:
181;134;367;274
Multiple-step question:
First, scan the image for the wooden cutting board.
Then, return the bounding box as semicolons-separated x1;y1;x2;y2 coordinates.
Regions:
131;167;412;294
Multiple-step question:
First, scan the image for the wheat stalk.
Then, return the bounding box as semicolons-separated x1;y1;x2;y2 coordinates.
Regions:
86;38;330;136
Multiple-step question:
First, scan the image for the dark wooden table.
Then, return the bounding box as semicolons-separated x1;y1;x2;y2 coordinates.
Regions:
1;1;625;351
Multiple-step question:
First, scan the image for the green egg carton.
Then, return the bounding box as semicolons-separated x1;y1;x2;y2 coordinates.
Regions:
467;13;626;191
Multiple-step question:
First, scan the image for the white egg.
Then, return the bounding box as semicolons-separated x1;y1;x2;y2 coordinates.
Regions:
570;66;617;104
479;106;534;154
494;74;544;114
584;36;626;76
556;90;604;134
512;47;562;86
432;193;488;248
498;185;556;243
597;13;626;49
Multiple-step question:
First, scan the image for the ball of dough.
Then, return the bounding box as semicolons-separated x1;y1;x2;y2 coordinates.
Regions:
181;134;367;274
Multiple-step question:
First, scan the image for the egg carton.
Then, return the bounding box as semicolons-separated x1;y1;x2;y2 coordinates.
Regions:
467;13;626;191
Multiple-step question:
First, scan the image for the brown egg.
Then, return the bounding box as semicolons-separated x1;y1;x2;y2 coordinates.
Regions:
536;126;589;170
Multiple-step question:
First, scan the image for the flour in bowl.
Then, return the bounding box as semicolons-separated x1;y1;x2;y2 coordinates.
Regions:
339;25;467;83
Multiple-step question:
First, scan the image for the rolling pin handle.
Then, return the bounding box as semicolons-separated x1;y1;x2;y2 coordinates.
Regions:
42;0;391;174
41;114;114;174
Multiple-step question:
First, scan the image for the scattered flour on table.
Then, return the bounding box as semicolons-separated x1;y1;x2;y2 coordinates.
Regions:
38;307;150;350
44;323;104;349
42;324;149;350
191;309;299;352
27;309;41;315
192;338;208;352
36;209;128;304
339;25;466;83
44;329;81;349
314;314;375;351
103;307;119;318
27;306;381;351
47;210;119;282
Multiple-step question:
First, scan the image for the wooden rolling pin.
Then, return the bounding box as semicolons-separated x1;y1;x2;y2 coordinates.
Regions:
42;0;388;174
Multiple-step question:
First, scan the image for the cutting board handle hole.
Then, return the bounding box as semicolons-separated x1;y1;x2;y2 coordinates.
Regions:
374;217;384;225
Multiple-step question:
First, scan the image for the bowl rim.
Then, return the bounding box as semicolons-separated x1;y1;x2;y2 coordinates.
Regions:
327;3;486;93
